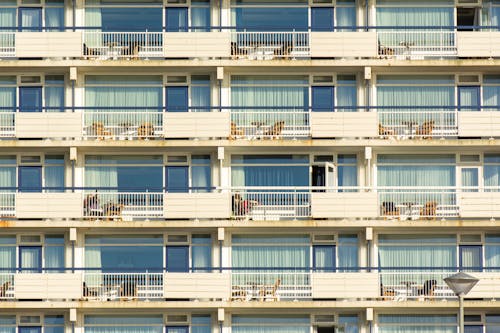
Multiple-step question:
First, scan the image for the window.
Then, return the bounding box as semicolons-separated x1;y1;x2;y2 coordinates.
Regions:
85;235;163;272
378;314;457;333
165;0;211;32
17;155;65;193
85;315;164;333
165;155;212;193
165;75;211;112
484;154;500;190
85;155;163;192
0;234;65;273
0;0;64;31
166;234;212;272
232;315;310;333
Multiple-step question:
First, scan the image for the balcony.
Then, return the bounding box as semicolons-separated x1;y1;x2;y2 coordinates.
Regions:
230;108;310;139
377;29;457;59
1;269;497;302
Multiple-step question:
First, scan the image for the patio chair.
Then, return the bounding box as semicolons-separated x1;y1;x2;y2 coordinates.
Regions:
82;282;99;300
83;194;102;219
231;42;248;60
416;120;435;139
231;286;247;301
259;278;281;301
138;122;155;140
0;281;10;298
420;201;437;220
381;284;396;300
417;279;437;298
378;123;395;138
103;203;124;221
230;122;244;140
263;121;285;139
83;43;103;59
381;201;400;220
91;122;111;140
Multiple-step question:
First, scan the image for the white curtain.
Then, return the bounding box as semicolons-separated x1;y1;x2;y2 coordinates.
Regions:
20;247;41;270
378;315;456;333
192;246;211;271
482;2;500;29
0;9;15;29
0;246;15;269
378;245;456;268
336;6;356;31
45;8;64;31
231;86;308;125
45;87;64;112
45;246;65;273
85;167;118;189
483;86;500;109
85;6;102;47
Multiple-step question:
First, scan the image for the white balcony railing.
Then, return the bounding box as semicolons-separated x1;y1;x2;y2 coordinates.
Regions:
231;187;311;220
83;32;163;60
83;192;163;220
83;272;164;300
230;110;310;139
83;111;163;139
0;32;15;58
379;187;459;220
231;271;311;301
0;113;15;137
0;193;15;217
380;271;456;300
231;31;310;59
0;273;14;300
377;30;457;58
378;110;458;139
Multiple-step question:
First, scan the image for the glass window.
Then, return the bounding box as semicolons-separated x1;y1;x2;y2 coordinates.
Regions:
166;166;189;192
85;315;164;333
166;246;189;272
311;7;333;31
19;166;42;192
19;86;42;112
85;235;163;272
192;155;211;192
166;86;188;112
313;245;335;271
312;86;334;112
166;7;188;32
233;7;308;31
232;315;310;333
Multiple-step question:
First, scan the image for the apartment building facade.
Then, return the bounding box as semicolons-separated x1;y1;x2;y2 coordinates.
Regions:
2;0;500;332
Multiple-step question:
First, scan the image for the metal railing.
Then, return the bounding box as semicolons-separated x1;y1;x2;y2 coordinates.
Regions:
83;111;163;139
83;191;164;220
231;187;311;220
83;32;163;60
231;31;310;59
0;273;14;300
379;187;459;220
231;271;311;301
377;30;457;58
83;272;164;300
377;109;458;139
0;32;15;58
0;193;15;218
230;109;310;139
380;271;457;300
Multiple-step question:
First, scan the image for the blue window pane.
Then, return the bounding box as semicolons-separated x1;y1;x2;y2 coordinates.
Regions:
313;245;335;271
19;246;42;272
19;327;41;333
166;87;188;112
166;166;189;192
166;246;189;272
166;327;188;333
20;87;42;112
465;326;483;333
166;8;188;32
116;167;163;192
19;166;42;192
101;8;162;32
311;7;333;32
235;7;308;31
312;86;334;112
86;245;163;272
19;8;42;31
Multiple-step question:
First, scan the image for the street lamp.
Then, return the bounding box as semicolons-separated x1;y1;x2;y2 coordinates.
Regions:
444;272;479;333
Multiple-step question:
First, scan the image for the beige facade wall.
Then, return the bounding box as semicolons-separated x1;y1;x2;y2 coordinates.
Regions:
164;192;231;219
310;32;377;58
164;113;230;138
457;32;500;58
164;32;231;58
311;272;379;298
458;112;500;138
16;193;83;219
310;112;377;138
14;273;82;299
16;32;82;58
163;273;230;299
16;113;82;138
311;192;378;218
